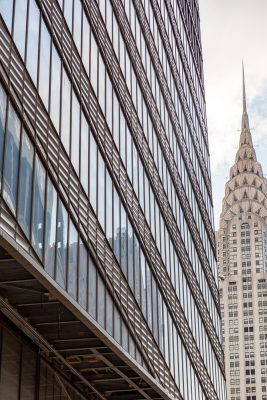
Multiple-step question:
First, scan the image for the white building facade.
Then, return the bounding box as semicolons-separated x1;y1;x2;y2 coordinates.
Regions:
218;69;267;400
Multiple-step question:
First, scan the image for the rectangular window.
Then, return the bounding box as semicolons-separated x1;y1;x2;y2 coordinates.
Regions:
18;131;34;237
3;104;21;213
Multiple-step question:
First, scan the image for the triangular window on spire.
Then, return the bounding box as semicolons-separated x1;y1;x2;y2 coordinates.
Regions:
243;177;248;185
243;191;248;199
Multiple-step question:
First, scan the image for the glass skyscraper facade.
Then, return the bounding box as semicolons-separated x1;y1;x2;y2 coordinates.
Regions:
0;1;225;399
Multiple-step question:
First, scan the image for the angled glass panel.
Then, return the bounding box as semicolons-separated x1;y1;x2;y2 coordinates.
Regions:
70;90;80;174
3;104;21;214
38;20;51;109
56;199;68;289
44;177;57;278
80;113;89;195
97;151;105;228
88;255;97;319
78;238;88;309
105;172;113;245
32;155;46;260
26;0;40;85
18;130;34;238
13;0;28;59
61;69;71;153
0;85;7;180
50;46;61;133
89;134;97;211
0;0;14;32
68;219;78;300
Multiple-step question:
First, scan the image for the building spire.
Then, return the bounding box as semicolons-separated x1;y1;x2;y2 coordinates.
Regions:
241;62;250;131
239;62;253;148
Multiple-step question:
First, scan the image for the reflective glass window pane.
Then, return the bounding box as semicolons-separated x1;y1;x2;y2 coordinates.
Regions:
88;256;97;319
0;0;13;32
61;69;71;153
0;85;7;179
68;219;78;300
90;33;98;95
32;155;46;260
82;11;90;75
127;222;134;291
63;0;73;32
97;152;105;228
50;46;61;133
105;172;113;245
73;0;82;52
56;199;68;288
89;134;97;211
97;276;105;328
98;54;105;112
113;189;120;261
18;131;34;237
106;290;114;336
120;205;127;275
13;0;28;59
80;113;89;194
26;0;40;85
38;21;51;109
3;104;21;213
78;238;88;309
44;177;57;278
70;90;80;174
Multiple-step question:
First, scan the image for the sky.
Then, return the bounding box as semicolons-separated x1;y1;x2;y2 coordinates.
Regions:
199;0;267;228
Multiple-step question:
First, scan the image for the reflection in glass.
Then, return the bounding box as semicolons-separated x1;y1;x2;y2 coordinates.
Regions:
88;256;97;319
26;0;40;85
70;90;80;175
3;104;21;213
80;113;89;194
78;239;88;309
50;46;61;132
0;86;7;179
68;219;78;300
44;177;57;278
38;20;51;109
105;173;113;245
18;131;34;237
13;0;27;59
61;69;71;153
97;152;105;228
0;0;13;32
32;156;46;260
56;199;68;288
89;134;97;211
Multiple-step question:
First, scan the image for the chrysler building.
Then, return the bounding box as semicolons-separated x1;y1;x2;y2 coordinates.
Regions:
218;67;267;400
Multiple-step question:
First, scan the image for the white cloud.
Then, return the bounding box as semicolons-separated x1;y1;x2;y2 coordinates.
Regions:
199;0;267;227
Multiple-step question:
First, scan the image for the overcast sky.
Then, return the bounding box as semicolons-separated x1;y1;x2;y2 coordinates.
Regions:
199;0;267;228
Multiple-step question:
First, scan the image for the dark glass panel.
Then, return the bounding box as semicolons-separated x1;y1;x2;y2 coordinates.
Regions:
0;329;20;399
20;346;37;400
